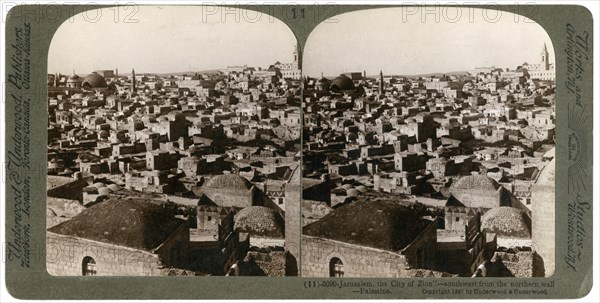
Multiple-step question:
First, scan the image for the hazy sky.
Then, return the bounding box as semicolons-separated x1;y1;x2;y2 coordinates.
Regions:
304;7;555;77
48;6;297;74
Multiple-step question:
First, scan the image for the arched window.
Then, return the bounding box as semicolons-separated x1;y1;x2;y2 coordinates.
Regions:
82;256;97;276
329;257;344;277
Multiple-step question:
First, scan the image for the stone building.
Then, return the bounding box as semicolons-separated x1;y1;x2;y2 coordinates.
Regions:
302;199;438;277
47;199;189;276
444;174;525;231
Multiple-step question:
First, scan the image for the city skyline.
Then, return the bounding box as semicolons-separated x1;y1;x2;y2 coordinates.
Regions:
303;7;555;77
48;6;296;75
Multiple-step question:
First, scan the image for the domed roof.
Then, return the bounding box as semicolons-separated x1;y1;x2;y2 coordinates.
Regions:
355;185;369;193
317;77;330;83
98;187;112;196
92;182;106;189
234;206;284;238
346;188;360;197
82;72;108;88
481;207;531;238
107;184;121;192
330;75;355;91
303;199;433;251
67;73;81;82
341;184;354;190
48;199;185;251
203;174;253;190
451;175;500;192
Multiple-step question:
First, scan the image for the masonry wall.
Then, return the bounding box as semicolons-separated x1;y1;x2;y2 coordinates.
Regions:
47;233;163;276
301;236;411;278
47;221;189;276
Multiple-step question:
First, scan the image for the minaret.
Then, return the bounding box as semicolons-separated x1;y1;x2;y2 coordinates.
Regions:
131;68;137;92
541;43;549;71
115;68;118;78
379;70;384;95
363;70;366;79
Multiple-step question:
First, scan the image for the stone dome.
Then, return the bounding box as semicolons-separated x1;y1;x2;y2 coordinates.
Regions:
48;199;185;251
330;75;355;91
92;182;106;189
451;175;500;192
203;174;253;190
82;72;108;88
107;184;121;192
481;207;531;238
303;199;433;252
97;187;112;196
67;73;82;83
234;206;284;238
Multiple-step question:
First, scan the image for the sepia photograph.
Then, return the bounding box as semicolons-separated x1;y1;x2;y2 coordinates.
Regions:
300;7;555;278
45;5;301;276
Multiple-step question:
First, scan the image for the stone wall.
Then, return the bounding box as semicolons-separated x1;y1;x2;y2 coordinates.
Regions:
487;249;545;277
47;233;163;276
301;236;411;277
47;221;189;276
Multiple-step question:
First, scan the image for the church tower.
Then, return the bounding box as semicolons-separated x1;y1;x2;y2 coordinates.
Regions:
292;43;301;70
541;43;549;71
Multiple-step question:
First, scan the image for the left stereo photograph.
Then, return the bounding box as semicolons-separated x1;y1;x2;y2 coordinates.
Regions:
45;5;302;277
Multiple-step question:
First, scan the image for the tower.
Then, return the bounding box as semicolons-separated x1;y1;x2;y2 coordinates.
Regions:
540;43;549;71
379;70;384;95
131;68;137;92
292;43;301;70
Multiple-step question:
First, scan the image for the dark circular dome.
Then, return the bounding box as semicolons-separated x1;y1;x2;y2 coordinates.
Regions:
203;174;253;190
481;207;531;238
331;75;355;91
82;72;108;88
234;206;284;238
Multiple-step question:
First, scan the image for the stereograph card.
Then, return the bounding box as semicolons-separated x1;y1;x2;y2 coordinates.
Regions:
1;2;596;300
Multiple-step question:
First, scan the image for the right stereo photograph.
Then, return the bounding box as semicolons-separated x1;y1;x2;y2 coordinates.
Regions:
299;7;555;278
